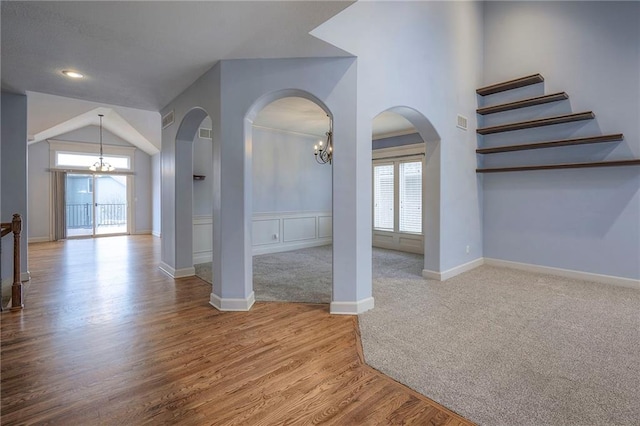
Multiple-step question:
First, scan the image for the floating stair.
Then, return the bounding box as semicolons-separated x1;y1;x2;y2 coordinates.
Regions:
476;92;568;115
476;73;544;96
476;134;624;154
475;73;640;173
476;112;594;135
477;159;640;173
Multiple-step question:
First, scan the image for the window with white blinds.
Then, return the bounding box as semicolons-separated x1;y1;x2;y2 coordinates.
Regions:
399;161;422;233
373;164;394;230
372;158;423;235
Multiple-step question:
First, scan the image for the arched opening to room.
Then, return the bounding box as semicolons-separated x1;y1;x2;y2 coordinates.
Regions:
191;117;215;282
370;107;441;294
170;107;212;277
247;95;334;304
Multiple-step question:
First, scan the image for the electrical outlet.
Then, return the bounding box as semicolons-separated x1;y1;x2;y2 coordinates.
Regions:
466;245;470;254
273;233;279;240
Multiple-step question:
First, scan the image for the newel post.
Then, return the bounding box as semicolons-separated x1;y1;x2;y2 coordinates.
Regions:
11;214;23;310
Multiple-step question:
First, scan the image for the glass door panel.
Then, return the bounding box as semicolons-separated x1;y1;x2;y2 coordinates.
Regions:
95;175;128;236
65;174;94;237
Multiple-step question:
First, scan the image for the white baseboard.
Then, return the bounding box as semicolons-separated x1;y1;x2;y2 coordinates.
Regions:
28;236;50;243
132;230;152;235
158;262;195;279
422;257;484;281
484;258;640;290
253;239;331;256
152;231;161;238
209;291;255;311
330;297;375;315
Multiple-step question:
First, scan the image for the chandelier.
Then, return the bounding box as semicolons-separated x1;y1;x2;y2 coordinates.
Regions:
314;115;333;165
89;114;115;172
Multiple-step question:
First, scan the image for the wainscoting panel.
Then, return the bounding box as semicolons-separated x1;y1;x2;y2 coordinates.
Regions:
256;211;331;255
193;211;333;262
318;216;333;238
253;219;281;246
193;216;213;264
283;217;317;242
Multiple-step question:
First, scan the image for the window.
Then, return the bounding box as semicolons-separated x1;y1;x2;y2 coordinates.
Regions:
373;164;394;230
373;159;422;235
399;161;422;233
56;152;131;170
49;140;136;173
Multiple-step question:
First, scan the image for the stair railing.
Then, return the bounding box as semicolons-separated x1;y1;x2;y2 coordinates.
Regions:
1;214;23;311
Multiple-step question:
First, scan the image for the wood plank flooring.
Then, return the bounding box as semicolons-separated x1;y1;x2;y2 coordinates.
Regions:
1;236;472;425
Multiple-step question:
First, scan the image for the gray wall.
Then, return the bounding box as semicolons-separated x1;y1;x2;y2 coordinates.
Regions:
151;153;161;236
1;92;29;282
192;117;213;217
192;123;332;217
252;127;332;213
133;148;152;233
27;126;153;239
482;1;640;279
27;141;49;240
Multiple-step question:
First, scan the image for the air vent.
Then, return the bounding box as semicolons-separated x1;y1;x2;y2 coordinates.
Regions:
162;110;174;129
199;128;212;139
457;114;468;130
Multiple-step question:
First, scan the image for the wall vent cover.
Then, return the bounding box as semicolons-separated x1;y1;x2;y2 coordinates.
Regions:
199;128;212;139
162;110;175;129
457;114;468;130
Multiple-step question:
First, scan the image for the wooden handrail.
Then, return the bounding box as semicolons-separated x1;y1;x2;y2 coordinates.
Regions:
1;214;23;311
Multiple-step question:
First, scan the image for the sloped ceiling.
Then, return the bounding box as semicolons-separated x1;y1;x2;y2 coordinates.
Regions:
6;1;413;147
27;92;160;155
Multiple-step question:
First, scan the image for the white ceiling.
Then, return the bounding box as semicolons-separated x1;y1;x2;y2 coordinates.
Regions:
1;1;353;111
3;1;415;147
253;97;330;138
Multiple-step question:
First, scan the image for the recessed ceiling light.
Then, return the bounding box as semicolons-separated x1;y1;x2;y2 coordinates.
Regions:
62;70;84;79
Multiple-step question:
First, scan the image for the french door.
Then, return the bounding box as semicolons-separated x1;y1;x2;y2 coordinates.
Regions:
65;174;129;238
372;157;424;254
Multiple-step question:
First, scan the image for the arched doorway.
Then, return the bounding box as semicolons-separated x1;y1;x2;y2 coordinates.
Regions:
371;106;441;283
244;90;334;305
160;107;211;278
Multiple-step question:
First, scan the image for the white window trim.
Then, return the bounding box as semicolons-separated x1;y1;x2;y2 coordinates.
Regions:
372;144;425;254
372;142;424;161
48;139;136;172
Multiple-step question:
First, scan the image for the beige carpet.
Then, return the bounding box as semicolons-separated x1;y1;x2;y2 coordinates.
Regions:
194;245;332;303
196;247;640;425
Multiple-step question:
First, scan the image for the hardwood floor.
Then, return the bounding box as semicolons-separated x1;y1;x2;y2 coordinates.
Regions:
1;236;472;425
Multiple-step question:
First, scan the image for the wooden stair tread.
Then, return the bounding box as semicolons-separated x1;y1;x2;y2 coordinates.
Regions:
476;159;640;173
477;112;594;135
476;74;544;96
477;92;568;115
476;134;624;154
